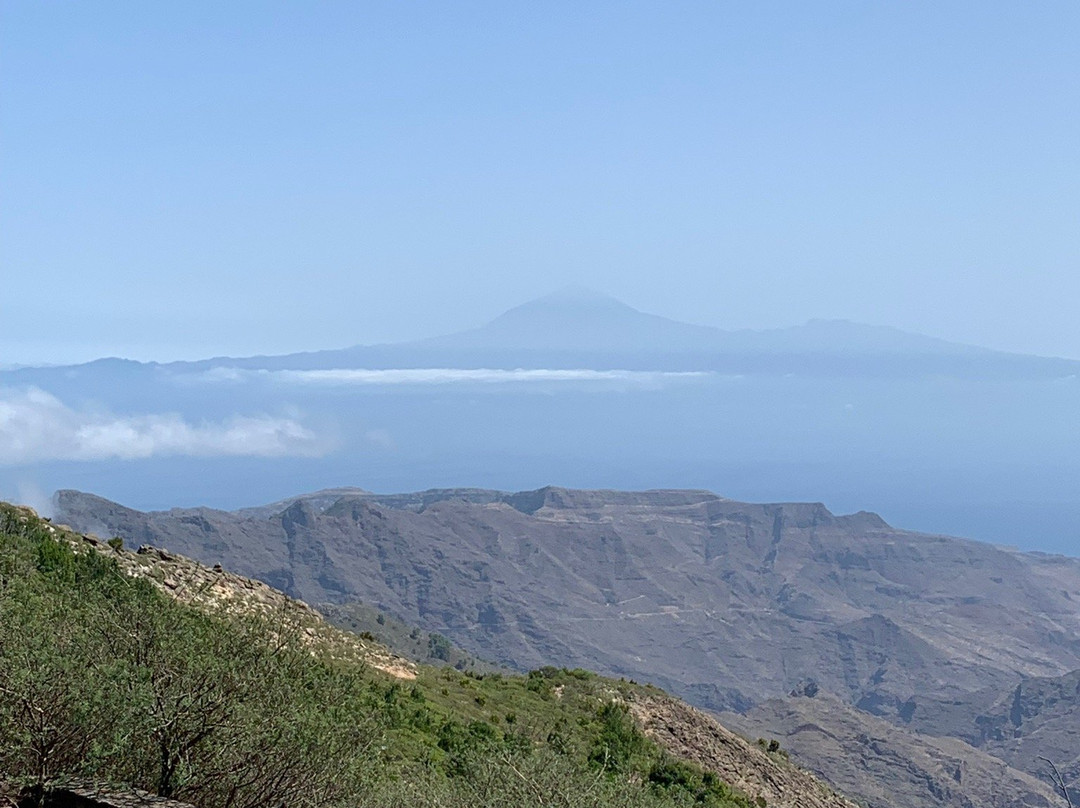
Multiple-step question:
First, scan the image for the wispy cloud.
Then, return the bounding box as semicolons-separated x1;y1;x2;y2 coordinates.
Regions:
199;367;713;386
0;387;328;465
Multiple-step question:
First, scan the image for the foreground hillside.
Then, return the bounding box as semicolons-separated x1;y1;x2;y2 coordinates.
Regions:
0;502;855;808
55;485;1080;807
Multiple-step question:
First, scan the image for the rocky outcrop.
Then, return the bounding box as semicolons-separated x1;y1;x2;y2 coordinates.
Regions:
629;691;858;808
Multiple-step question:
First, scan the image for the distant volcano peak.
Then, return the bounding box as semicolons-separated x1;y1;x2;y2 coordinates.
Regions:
467;286;711;352
507;286;638;314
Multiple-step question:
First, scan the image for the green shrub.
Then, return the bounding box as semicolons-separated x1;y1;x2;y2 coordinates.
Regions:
648;757;749;806
428;633;452;661
589;701;646;773
34;536;76;580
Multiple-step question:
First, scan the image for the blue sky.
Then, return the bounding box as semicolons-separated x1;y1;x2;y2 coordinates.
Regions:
3;2;1079;364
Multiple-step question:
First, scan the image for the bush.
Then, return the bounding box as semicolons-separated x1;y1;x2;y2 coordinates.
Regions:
428;633;452;661
589;701;646;773
648;757;749;806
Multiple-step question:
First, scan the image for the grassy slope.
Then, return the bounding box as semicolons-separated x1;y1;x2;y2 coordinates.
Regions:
0;503;760;808
319;600;505;674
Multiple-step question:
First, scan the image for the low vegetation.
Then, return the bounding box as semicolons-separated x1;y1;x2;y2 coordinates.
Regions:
319;600;503;674
0;504;753;808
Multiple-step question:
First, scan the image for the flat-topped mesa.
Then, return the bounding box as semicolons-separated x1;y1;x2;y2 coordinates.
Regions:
502;486;725;515
308;486;727;515
313;485;876;523
56;484;886;527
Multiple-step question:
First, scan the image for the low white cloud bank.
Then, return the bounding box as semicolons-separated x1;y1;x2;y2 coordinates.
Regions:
0;387;327;466
201;367;712;386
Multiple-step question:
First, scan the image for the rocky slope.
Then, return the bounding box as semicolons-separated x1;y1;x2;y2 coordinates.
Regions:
53;516;418;680
722;690;1060;808
630;691;857;808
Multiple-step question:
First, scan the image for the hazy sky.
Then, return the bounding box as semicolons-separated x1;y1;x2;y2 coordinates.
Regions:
3;2;1079;365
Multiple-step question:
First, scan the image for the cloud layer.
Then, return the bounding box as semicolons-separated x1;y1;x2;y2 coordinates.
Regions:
201;367;712;386
0;387;326;465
